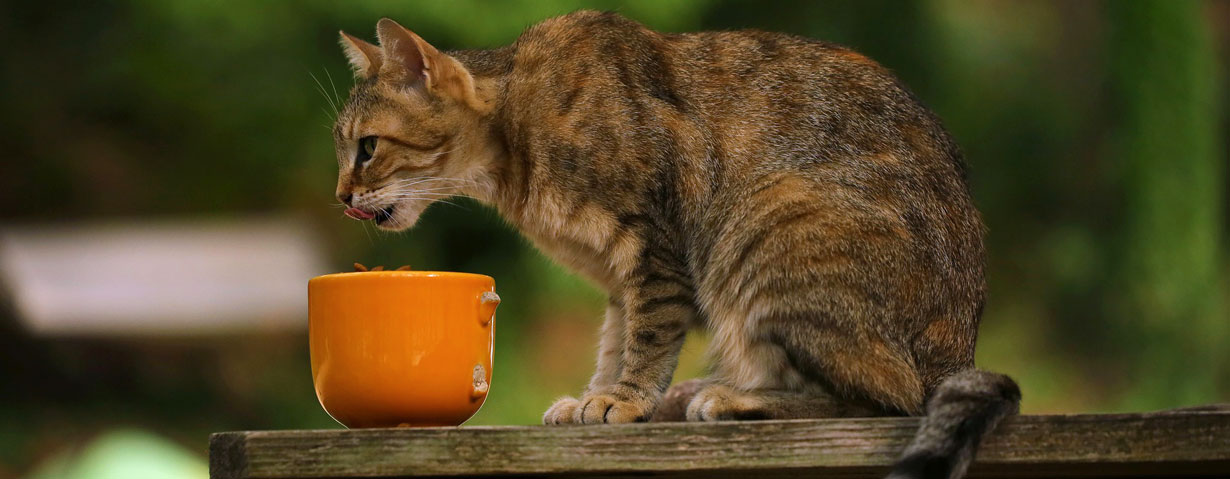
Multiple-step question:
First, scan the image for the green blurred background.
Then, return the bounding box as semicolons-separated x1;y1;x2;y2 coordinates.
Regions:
0;0;1226;477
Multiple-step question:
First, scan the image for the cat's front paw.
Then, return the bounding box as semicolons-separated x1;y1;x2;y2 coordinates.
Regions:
543;396;582;425
575;386;655;424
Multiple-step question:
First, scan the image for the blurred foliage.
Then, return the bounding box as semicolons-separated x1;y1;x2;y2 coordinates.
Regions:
0;0;1226;475
1106;0;1226;409
26;429;207;479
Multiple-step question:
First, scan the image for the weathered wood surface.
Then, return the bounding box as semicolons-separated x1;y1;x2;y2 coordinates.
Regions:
210;406;1230;478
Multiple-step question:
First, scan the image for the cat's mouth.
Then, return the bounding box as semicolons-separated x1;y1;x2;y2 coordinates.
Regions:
343;205;396;224
344;200;426;232
374;205;396;224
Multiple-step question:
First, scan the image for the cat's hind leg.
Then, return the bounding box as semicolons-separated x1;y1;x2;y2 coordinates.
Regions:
684;382;883;421
684;304;920;420
650;378;707;422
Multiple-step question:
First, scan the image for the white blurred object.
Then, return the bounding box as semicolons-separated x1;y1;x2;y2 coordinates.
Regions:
0;217;328;336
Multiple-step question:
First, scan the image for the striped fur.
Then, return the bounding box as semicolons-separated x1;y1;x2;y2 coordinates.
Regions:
333;12;1017;478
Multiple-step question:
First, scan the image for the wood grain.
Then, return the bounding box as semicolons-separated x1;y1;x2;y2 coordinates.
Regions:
210;406;1230;478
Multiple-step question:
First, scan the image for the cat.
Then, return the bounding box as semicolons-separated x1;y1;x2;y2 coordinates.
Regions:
332;11;1020;479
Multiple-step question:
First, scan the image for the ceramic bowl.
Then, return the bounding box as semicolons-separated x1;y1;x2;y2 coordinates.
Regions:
308;271;498;428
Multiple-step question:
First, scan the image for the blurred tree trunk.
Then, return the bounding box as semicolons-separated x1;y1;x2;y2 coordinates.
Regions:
1106;0;1225;408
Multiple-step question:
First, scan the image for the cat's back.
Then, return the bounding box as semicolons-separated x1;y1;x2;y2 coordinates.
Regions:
505;10;959;171
502;10;684;120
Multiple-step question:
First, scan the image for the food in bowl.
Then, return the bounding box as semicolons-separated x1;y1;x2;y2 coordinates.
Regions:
351;262;413;272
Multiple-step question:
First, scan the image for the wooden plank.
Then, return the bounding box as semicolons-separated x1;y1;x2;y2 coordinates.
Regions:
210;407;1230;479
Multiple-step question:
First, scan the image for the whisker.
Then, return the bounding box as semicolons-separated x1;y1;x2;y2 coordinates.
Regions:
398;175;475;183
383;179;438;189
386;189;458;195
309;71;339;117
385;176;477;187
382;196;455;202
382;190;460;197
379;181;475;194
386;186;461;194
359;216;374;244
324;68;343;111
379;185;461;194
433;199;470;210
383;179;444;188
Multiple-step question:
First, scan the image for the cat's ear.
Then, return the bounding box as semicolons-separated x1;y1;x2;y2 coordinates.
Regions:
375;18;487;112
339;31;382;79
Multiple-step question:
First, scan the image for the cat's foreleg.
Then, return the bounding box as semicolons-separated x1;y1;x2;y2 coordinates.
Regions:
543;303;625;424
587;302;627;389
573;265;695;424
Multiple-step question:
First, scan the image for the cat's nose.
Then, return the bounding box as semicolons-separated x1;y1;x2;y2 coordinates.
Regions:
338;192;353;205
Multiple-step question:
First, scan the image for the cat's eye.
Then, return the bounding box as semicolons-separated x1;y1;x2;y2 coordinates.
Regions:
356;136;378;164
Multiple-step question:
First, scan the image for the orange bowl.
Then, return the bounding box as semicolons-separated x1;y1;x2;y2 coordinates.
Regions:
308;271;498;428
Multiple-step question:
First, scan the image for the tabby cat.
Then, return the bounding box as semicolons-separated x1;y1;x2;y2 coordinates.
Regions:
332;12;1020;479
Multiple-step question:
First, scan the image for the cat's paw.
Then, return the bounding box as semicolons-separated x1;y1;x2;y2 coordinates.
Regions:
543;396;582;425
575;386;655;424
651;379;708;422
685;384;749;421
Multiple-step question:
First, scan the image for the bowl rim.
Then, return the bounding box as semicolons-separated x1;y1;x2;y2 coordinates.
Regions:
309;271;494;283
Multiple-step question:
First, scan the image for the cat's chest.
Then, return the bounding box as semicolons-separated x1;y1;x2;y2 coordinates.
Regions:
510;190;640;292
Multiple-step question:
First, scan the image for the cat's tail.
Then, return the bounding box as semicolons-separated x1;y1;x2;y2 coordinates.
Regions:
885;369;1021;479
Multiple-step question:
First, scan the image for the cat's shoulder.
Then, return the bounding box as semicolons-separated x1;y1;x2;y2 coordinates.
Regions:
512;10;652;53
526;10;645;36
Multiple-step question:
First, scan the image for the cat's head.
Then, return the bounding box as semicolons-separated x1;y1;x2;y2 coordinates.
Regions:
333;18;497;231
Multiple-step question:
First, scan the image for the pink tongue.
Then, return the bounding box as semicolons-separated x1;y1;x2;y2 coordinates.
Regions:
344;207;376;220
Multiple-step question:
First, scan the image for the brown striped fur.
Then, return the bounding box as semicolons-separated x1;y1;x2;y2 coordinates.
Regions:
333;14;1017;477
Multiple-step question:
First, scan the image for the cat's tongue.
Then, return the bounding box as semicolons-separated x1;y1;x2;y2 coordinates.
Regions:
344;207;376;220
